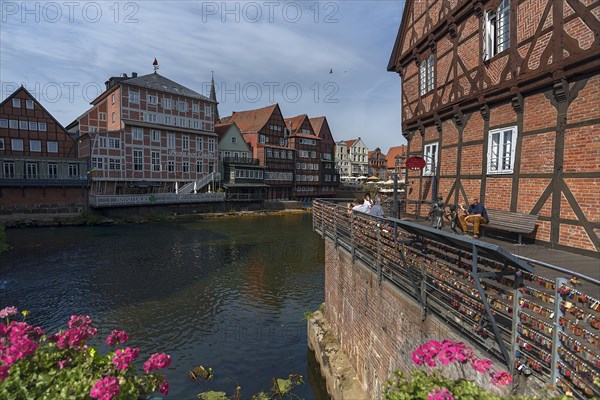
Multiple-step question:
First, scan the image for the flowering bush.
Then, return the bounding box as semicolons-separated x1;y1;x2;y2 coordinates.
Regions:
385;339;565;400
0;306;170;400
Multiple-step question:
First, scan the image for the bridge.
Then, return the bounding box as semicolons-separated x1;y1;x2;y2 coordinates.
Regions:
312;199;599;399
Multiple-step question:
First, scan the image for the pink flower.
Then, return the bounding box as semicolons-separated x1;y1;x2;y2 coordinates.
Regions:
67;315;93;329
106;330;129;347
57;359;69;370
0;307;18;319
471;358;493;374
411;349;424;366
0;365;9;382
112;347;139;371
144;353;172;373
55;325;98;350
90;376;120;400
159;378;169;395
491;370;512;387
428;387;454;400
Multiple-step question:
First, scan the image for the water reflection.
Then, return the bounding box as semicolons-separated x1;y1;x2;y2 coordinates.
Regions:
0;214;328;399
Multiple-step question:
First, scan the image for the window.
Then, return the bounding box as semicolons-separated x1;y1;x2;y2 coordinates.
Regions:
151;130;161;142
483;0;510;60
30;139;41;152
108;138;120;149
26;100;34;109
38;122;47;131
208;138;215;152
196;137;203;151
68;164;79;177
9;120;18;129
196;161;203;173
205;105;212;117
133;149;143;171
0;119;7;128
111;112;116;122
266;148;272;158
92;157;103;170
0;138;3;149
108;158;121;170
111;94;115;104
11;138;24;151
192;104;200;113
167;161;175;172
129;92;140;103
182;161;190;173
144;113;157;123
288;151;293;159
12;98;20;108
168;133;176;149
99;112;107;121
3;162;15;178
151;151;161;171
25;162;38;179
48;163;58;178
423;143;438;176
19;121;28;130
177;101;187;112
182;135;189;150
147;95;158;105
231;137;236;143
487;126;517;174
47;141;58;153
165;116;172;125
419;54;435;95
163;98;172;109
132;127;143;140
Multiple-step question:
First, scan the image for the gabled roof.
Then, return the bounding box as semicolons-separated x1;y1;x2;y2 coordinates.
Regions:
386;145;407;168
345;139;357;147
123;72;212;101
0;86;69;135
225;104;281;134
309;116;325;135
387;1;411;72
284;114;310;134
214;122;234;140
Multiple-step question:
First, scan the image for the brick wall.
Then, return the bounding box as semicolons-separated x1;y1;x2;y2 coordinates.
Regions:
0;187;87;220
323;239;511;399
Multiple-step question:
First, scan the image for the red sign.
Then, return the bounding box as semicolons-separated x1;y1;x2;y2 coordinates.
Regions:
406;156;426;170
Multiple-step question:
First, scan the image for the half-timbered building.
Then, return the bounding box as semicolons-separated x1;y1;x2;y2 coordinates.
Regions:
310;116;340;197
368;148;387;179
388;0;599;254
285;114;321;199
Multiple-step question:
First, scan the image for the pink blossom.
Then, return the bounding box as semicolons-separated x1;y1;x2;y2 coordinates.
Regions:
159;377;169;395
55;325;98;350
491;370;513;387
67;315;93;329
90;376;120;400
428;387;454;400
0;307;18;319
57;359;69;370
411;349;424;366
106;330;129;347
112;347;139;371
471;358;493;374
0;365;9;382
144;353;172;373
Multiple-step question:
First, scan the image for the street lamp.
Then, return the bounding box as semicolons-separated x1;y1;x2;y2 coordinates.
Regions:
393;154;404;219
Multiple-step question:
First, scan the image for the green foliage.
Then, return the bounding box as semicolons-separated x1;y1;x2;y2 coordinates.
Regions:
0;225;7;252
303;304;324;320
383;370;570;400
75;212;104;226
198;374;304;400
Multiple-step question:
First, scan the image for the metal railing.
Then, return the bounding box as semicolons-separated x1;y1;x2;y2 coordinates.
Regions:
89;192;225;207
178;172;221;194
222;157;260;165
313;199;600;399
226;193;264;201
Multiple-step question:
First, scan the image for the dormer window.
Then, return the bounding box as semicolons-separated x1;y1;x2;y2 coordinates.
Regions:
419;53;435;96
483;0;510;60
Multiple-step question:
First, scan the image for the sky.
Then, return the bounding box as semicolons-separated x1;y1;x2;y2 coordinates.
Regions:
0;1;406;151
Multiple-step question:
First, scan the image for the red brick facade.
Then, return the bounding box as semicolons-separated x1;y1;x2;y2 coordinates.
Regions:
388;0;600;252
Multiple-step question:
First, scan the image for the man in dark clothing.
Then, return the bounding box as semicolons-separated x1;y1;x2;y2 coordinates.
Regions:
459;197;489;238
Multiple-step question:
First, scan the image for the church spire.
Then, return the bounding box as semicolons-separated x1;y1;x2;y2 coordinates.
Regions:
209;71;219;121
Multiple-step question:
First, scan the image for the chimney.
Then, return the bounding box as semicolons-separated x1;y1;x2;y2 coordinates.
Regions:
132;72;138;78
120;73;128;78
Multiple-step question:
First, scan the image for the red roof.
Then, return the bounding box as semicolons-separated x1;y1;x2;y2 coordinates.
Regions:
309;116;325;135
345;139;357;147
386;145;407;168
284;114;308;134
214;122;234;140
226;104;279;133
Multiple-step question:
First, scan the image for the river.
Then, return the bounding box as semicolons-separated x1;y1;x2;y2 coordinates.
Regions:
0;213;329;399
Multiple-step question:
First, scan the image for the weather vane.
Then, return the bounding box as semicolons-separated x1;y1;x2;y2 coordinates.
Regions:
153;57;159;72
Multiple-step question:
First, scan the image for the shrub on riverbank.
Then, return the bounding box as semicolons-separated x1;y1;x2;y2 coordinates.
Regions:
0;307;170;400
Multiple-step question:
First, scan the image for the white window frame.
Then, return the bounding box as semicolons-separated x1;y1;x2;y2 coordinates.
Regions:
147;95;158;105
423;142;438;176
483;0;510;61
11;138;24;151
133;149;144;171
182;135;190;150
151;151;161;171
192;104;200;113
99;112;107;121
25;100;34;109
168;133;176;149
132;127;143;140
487;126;517;174
0;138;4;150
12;98;21;108
167;161;175;172
48;163;58;178
3;161;15;178
129;92;140;103
163;98;172;109
0;119;7;128
19;121;28;130
38;122;47;131
151;130;161;142
30;139;41;152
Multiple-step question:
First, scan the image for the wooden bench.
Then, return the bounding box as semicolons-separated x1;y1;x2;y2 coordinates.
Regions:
467;209;538;245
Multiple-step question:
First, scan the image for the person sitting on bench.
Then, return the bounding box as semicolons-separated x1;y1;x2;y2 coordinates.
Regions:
459;197;489;239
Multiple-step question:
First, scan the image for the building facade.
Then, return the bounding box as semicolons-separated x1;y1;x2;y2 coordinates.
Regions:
368;148;387;179
74;72;219;205
335;137;369;177
285;114;321;199
216;122;266;201
388;0;600;253
385;145;407;181
310;116;340;196
0;87;88;219
222;104;294;200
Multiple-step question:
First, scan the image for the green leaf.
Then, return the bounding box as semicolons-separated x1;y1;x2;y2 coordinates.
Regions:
197;391;228;400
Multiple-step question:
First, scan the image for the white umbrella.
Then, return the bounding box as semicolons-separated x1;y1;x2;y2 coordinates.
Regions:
356;176;368;180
